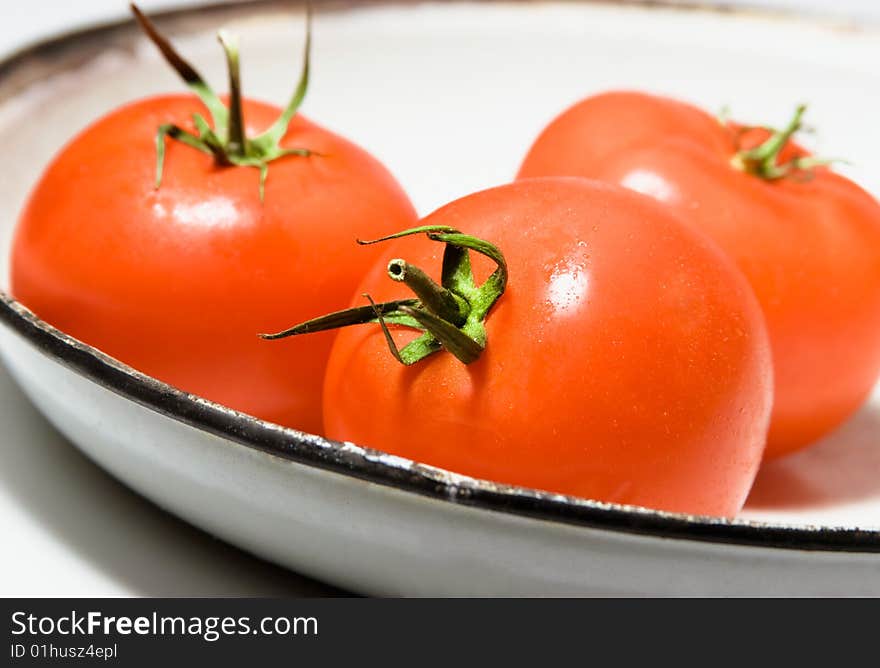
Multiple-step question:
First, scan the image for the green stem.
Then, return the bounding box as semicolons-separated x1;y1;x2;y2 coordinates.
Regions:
730;104;822;180
131;3;228;136
132;2;318;199
259;298;420;339
254;0;312;148
386;259;469;327
218;30;247;157
399;305;483;364
262;227;509;366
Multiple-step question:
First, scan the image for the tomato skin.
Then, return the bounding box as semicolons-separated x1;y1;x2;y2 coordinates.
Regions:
322;178;773;517
11;94;417;434
518;91;880;457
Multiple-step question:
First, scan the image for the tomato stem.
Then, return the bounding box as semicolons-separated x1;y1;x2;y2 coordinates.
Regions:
260;226;508;366
385;259;470;327
131;2;319;200
729;104;837;180
217;30;247;157
259;298;421;339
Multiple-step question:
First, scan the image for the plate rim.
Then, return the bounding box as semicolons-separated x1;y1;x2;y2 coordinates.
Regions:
2;0;879;554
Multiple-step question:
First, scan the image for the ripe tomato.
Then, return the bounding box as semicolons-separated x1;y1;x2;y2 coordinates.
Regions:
518;91;880;457
10;9;416;434
289;179;773;517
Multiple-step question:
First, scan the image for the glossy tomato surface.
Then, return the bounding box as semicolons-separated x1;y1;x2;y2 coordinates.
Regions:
322;178;773;517
12;95;417;434
518;91;880;457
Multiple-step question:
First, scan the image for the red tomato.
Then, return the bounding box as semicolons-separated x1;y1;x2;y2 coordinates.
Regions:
518;91;880;457
314;178;772;517
11;12;417;434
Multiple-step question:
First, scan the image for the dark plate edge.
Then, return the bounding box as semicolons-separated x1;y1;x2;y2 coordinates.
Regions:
0;0;878;554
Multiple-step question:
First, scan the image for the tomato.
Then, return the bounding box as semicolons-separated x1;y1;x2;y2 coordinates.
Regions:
280;178;772;517
518;91;880;457
10;8;417;434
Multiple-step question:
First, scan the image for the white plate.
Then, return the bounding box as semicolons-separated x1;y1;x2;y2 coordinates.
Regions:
1;0;879;595
0;346;340;596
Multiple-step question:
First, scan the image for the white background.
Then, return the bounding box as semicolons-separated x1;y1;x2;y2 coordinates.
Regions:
0;0;877;597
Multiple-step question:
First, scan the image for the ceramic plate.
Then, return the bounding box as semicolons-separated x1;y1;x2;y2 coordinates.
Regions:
1;0;879;595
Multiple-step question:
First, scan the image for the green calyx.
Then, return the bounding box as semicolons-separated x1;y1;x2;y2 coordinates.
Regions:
260;226;509;366
131;3;318;200
728;104;835;181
